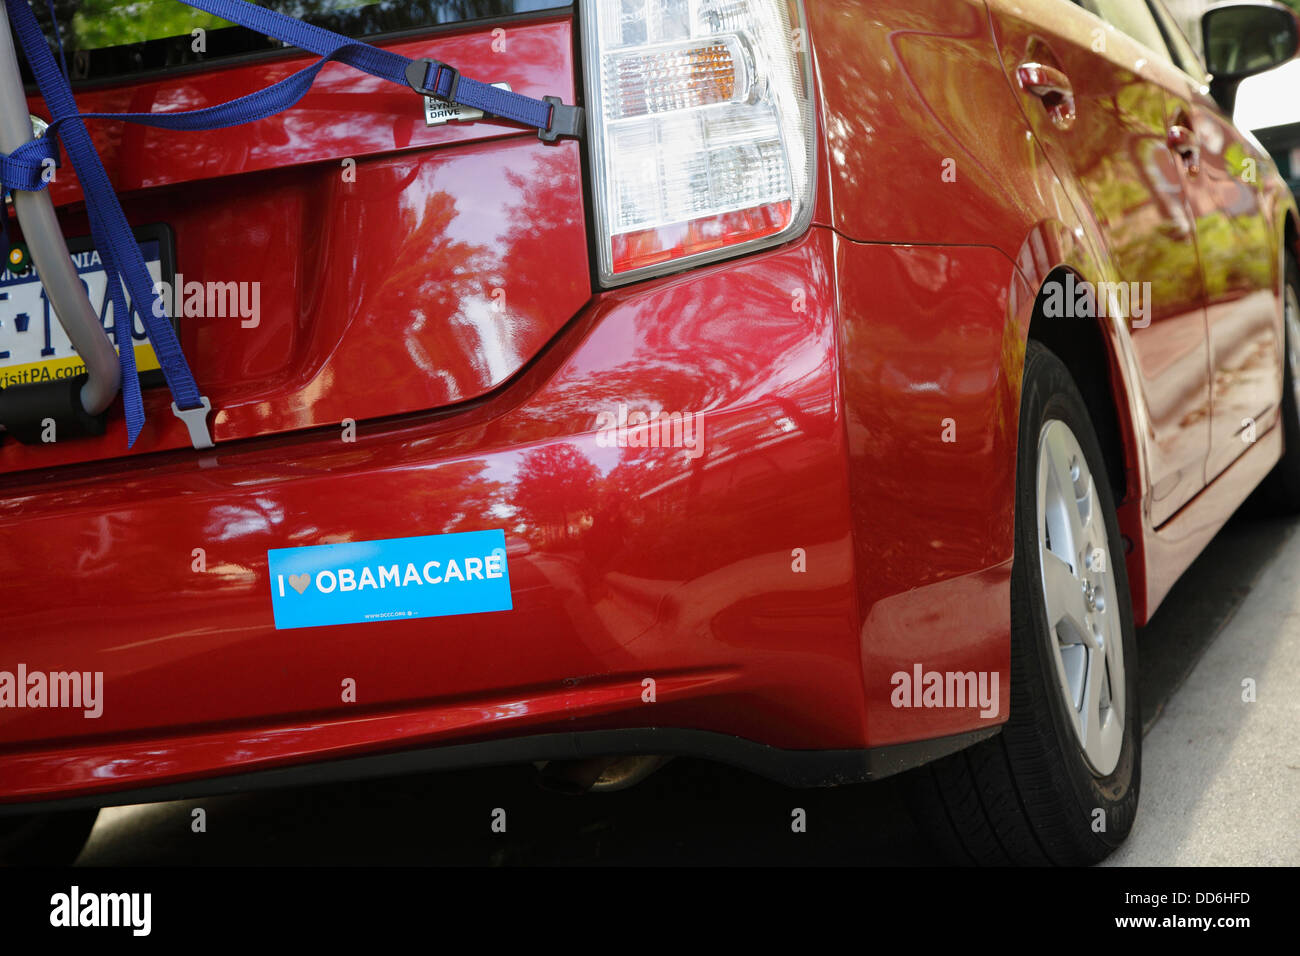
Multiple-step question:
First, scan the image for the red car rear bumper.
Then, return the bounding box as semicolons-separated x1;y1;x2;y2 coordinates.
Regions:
0;228;1017;807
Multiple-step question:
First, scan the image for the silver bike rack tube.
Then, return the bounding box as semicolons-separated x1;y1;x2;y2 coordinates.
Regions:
0;3;119;417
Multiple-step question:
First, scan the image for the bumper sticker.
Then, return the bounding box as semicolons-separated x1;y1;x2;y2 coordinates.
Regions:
267;530;512;630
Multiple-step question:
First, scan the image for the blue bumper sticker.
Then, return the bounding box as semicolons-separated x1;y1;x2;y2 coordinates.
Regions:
267;530;512;630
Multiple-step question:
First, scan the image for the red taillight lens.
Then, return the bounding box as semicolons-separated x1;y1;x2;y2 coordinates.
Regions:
581;1;816;286
610;201;793;274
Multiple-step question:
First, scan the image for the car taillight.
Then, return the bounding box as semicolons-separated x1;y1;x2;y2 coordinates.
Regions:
580;0;816;286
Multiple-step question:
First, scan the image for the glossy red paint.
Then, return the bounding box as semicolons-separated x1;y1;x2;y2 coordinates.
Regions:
3;1;1299;808
0;228;867;801
807;0;1058;257
811;0;1293;617
0;220;1031;802
836;238;1024;745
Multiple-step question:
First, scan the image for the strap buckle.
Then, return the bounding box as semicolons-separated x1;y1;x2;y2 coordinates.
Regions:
539;96;584;143
171;396;214;450
405;58;460;103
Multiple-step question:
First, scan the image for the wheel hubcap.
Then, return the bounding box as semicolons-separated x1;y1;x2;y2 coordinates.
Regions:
1036;420;1126;776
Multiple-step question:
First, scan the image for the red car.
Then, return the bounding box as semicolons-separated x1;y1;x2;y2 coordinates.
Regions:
1;0;1298;866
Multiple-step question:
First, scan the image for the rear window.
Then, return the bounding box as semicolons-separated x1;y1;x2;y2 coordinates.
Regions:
32;1;567;83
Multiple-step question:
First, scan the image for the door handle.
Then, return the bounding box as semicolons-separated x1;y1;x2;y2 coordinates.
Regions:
1017;62;1076;131
1167;124;1201;177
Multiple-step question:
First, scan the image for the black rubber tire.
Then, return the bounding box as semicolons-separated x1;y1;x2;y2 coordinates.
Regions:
1255;255;1300;512
904;340;1140;865
0;808;98;866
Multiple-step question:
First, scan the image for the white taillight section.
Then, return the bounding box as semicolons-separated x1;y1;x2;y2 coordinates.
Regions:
581;0;816;285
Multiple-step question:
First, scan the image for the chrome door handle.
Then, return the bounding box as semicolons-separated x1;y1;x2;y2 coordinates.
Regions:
1167;124;1201;177
1017;62;1076;131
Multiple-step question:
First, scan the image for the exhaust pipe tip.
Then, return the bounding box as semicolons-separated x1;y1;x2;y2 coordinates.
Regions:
537;755;672;795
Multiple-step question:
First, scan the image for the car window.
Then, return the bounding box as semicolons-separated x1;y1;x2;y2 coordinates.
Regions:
1147;0;1209;81
32;0;567;83
1082;0;1175;61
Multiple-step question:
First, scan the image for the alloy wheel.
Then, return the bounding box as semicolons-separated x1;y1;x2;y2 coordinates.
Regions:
1035;419;1126;776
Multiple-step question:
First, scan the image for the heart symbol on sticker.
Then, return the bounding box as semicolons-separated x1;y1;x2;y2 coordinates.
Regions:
288;574;311;594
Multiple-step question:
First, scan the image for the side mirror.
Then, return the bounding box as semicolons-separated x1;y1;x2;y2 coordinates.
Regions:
1204;2;1299;78
1203;2;1300;114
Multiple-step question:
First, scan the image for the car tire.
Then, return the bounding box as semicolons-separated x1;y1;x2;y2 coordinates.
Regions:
904;340;1140;865
0;808;98;866
1256;254;1300;512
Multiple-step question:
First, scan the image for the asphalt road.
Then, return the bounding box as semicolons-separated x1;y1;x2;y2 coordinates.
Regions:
75;511;1300;866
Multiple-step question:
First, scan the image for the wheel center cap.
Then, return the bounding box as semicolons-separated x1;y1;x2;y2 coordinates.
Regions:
1083;580;1098;613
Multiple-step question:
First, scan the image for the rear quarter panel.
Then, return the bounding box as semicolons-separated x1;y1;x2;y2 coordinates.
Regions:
810;0;1287;627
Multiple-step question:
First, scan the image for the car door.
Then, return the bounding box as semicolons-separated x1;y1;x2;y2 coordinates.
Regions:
988;0;1213;527
1147;0;1285;481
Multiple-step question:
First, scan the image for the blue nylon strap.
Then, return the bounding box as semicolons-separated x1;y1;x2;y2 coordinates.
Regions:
59;45;554;137
177;0;561;131
0;135;57;192
180;0;412;80
39;0;68;80
5;0;203;445
69;44;382;133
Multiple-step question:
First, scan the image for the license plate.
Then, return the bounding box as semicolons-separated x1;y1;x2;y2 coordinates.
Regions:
0;228;175;391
